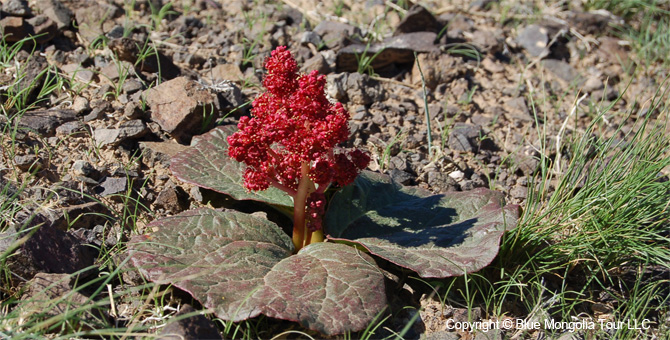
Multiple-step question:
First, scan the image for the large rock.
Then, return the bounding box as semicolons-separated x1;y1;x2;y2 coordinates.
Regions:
14;109;76;136
145;77;221;142
337;32;439;73
21;215;97;275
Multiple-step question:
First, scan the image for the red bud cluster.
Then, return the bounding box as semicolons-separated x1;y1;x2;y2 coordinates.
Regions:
228;46;370;197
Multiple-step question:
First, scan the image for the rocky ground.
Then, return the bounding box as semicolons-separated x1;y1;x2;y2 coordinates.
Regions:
1;0;668;338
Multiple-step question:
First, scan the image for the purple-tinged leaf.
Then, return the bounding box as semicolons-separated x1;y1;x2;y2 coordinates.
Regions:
325;171;519;278
254;242;387;336
128;208;293;321
170;126;293;208
128;209;389;335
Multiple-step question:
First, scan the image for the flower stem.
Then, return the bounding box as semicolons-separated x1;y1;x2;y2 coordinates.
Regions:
292;162;311;251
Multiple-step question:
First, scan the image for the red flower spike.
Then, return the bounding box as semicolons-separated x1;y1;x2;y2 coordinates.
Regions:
227;46;369;249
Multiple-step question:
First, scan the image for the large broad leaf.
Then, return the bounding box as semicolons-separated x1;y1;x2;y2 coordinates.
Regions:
128;208;294;321
255;242;387;336
170;125;293;208
325;171;519;278
128;209;386;335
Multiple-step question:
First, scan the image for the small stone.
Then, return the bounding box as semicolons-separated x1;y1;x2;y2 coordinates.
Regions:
394;4;440;35
337;32;439;73
314;21;361;50
71;96;90;115
154;186;188;214
510;186;527;199
448;170;465;181
448;123;482;153
14;154;43;172
517;24;549;57
583;77;604;93
300;53;331;75
122;79;143;94
42;0;74;30
83;103;110;122
300;31;322;47
139;141;189;166
55;120;85;136
26;15;58;43
95;177;127;197
482;57;504;73
72;160;95;176
2;0;31;17
210;63;244;82
504;97;532;122
428;171;459;192
389;169;413;185
61;63;95;83
123;102;143;119
541;59;581;84
22;215;97;274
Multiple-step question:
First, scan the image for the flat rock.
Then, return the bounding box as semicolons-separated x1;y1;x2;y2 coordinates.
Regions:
394;4;440;35
517;24;549;58
95;177;127;197
139;141;190;166
313;21;361;50
94;119;148;146
159;304;223;340
541;59;582;84
41;0;74;30
448;123;483;153
145;77;220;142
337;32;439;73
503;97;532;122
16;109;76;136
61;63;95;83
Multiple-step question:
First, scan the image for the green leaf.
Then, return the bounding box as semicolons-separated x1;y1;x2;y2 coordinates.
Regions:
255;242;387;336
170;125;293;208
128;209;387;335
325;171;519;278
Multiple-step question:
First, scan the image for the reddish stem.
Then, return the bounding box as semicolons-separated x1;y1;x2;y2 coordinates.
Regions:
292;162;311;251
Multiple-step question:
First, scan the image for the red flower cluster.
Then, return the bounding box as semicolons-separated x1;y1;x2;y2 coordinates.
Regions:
228;46;369;195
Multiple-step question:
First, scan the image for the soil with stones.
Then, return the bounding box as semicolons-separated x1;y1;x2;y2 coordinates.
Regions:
1;0;668;338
